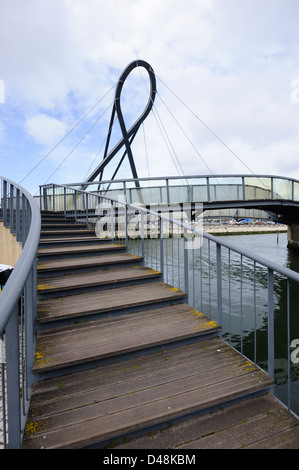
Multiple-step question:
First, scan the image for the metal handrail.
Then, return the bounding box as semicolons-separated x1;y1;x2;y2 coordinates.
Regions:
0;176;41;448
41;174;299;223
47;173;299;189
0;177;41;333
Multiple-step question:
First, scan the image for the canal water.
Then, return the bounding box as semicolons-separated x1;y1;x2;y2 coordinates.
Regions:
134;231;299;417
212;232;299;417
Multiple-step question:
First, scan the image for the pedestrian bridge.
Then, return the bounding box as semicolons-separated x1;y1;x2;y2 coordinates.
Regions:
1;59;299;449
41;173;299;248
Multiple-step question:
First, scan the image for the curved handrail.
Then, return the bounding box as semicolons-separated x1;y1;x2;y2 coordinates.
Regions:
59;173;299;190
0;176;41;448
0;177;41;335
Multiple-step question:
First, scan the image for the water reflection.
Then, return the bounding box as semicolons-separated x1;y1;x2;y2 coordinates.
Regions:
136;232;299;417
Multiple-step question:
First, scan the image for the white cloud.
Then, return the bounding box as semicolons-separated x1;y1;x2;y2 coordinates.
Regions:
0;0;299;190
25;114;68;146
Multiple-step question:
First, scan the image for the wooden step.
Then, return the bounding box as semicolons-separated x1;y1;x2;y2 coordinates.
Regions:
41;223;89;231
37;253;143;274
111;393;299;450
37;282;187;323
37;243;126;259
33;304;220;373
39;236;111;247
41;218;76;224
37;265;162;297
40;229;96;238
22;337;273;449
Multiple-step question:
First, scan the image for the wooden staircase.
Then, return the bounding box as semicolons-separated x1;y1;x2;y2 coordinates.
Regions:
22;211;289;449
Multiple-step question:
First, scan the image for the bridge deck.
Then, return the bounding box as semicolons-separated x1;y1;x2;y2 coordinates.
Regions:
22;211;299;449
23;337;274;449
112;392;299;450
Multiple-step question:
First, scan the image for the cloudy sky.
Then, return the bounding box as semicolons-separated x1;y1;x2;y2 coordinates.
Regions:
0;0;298;193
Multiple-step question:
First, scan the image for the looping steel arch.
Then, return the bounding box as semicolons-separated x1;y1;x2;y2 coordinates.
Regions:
84;60;156;187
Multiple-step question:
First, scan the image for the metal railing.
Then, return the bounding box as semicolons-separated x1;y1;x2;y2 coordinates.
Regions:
40;173;299;223
0;177;41;448
40;183;299;420
47;173;299;204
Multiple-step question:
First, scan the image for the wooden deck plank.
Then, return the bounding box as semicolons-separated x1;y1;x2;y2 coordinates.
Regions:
30;347;245;419
39;236;111;244
27;366;267;435
33;305;220;372
22;338;273;449
30;338;233;395
41;223;88;229
37;243;126;256
30;340;234;403
37;266;161;293
111;394;299;450
37;253;143;272
22;217;299;450
40;229;96;238
37;281;187;323
35;303;213;341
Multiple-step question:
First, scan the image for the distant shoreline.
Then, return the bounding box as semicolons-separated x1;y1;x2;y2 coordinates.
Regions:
203;224;288;236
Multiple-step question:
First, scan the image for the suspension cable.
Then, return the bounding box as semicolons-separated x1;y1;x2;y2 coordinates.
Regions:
157;91;214;176
40;100;114;188
137;66;186;181
157;75;268;185
142;122;151;181
152;105;187;180
19;84;116;185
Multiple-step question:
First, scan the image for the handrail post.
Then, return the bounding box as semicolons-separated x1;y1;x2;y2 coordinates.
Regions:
52;184;55;212
111;201;114;242
10;183;14;234
39;186;42;211
74;190;77;221
184;228;189;302
267;269;275;379
3;179;7;226
141;211;145;259
16;188;21;242
85;192;89;228
160;218;164;278
166;178;170;204
25;265;35;391
216;243;223;332
42;186;47;211
22;194;26;248
206;177;210;202
6;304;21;449
64;186;66;217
